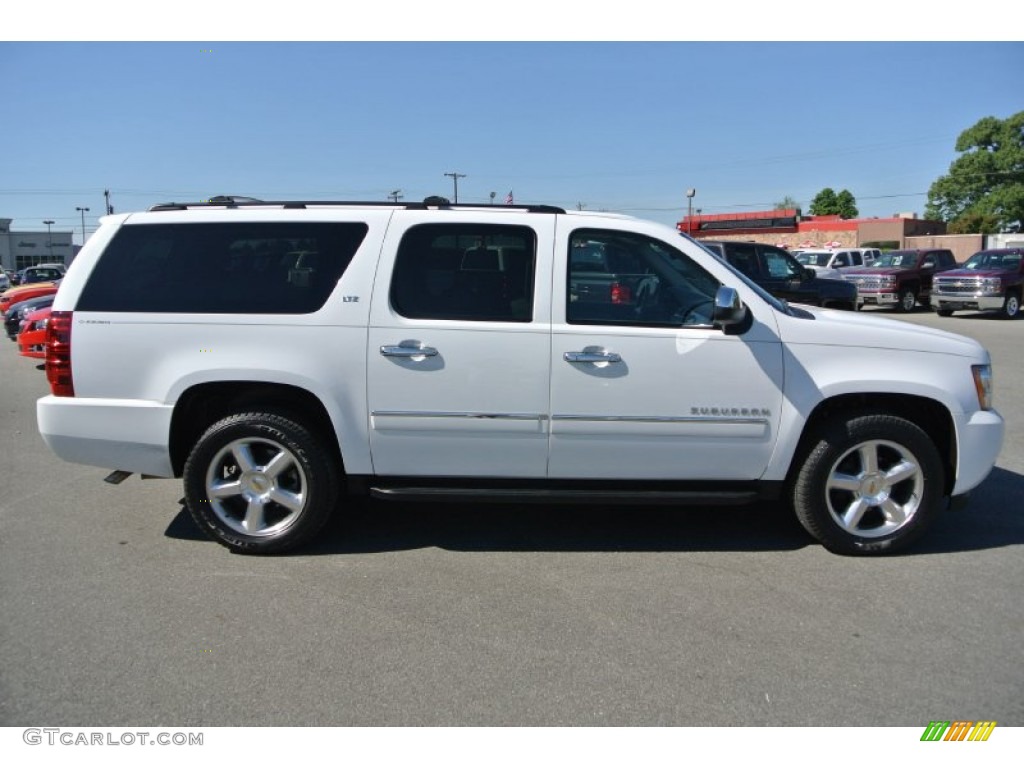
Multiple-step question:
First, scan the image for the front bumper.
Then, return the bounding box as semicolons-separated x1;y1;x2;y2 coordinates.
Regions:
857;292;898;307
934;294;1004;311
953;409;1005;496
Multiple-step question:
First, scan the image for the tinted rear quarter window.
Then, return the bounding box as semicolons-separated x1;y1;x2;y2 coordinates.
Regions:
76;222;368;313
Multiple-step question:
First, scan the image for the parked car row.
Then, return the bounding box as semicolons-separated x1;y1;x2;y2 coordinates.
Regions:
695;240;1023;320
1;278;61;358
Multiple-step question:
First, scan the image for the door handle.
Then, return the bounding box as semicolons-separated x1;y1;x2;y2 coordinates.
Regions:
380;342;439;358
564;349;622;364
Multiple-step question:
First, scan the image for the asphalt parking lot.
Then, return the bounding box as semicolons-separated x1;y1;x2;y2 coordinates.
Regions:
1;308;1021;727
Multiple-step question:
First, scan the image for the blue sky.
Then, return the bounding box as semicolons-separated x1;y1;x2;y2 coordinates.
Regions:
2;40;1021;243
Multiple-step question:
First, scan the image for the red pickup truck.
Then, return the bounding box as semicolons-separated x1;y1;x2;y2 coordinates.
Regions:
843;249;958;312
932;248;1024;319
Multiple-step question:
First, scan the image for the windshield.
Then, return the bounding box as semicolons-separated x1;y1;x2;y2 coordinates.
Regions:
795;253;831;267
873;252;917;267
963;251;1022;270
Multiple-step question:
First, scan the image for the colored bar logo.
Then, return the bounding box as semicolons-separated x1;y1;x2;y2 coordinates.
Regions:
920;721;996;741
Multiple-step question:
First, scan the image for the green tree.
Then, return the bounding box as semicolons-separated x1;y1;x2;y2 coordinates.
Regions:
948;211;1001;235
835;189;859;219
925;111;1024;231
773;195;800;211
809;188;838;215
809;188;858;217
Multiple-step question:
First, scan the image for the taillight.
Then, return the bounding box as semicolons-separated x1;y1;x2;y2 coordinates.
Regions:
45;310;74;396
610;283;632;304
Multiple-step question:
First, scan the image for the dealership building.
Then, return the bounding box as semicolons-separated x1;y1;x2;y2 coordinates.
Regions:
674;209;980;257
0;218;76;274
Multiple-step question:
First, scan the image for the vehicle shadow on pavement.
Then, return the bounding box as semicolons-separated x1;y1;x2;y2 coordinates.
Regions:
906;466;1024;555
166;497;811;554
164;466;1024;556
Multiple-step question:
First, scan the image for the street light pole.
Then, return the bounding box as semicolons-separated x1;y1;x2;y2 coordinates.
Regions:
44;220;54;259
685;189;696;236
76;206;90;245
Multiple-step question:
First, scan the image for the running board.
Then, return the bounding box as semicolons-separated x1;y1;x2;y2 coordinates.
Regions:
368;486;761;505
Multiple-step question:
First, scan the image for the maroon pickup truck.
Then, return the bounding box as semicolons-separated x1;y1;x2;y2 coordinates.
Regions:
932;248;1024;319
843;248;958;312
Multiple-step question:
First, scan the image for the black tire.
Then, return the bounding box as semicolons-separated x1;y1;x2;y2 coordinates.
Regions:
791;413;945;555
1001;292;1020;319
183;411;339;554
936;309;954;317
896;288;917;313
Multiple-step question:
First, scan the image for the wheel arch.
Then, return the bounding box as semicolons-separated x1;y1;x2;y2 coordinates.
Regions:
786;393;956;496
169;381;345;478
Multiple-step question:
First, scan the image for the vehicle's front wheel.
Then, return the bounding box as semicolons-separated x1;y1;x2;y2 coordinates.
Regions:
184;412;339;554
791;413;945;555
1002;292;1020;319
897;288;917;313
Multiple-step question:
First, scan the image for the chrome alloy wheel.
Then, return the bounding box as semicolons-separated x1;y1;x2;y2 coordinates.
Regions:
824;439;924;538
205;437;307;537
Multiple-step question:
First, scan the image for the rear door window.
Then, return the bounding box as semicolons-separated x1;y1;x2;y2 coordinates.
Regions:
389;224;536;322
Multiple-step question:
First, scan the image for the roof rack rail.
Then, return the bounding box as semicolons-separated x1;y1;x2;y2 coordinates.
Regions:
148;197;566;214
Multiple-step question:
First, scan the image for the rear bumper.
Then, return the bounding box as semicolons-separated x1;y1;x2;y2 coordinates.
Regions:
37;395;175;477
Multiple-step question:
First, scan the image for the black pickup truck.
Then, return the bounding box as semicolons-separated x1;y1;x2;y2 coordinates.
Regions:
699;240;859;310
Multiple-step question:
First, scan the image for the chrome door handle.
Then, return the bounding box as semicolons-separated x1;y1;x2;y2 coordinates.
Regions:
564;349;622;364
380;342;438;358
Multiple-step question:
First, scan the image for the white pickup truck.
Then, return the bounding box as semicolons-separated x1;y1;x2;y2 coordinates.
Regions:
793;248;880;280
37;198;1004;556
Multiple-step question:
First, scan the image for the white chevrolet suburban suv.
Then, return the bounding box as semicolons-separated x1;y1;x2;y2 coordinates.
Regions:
37;198;1004;556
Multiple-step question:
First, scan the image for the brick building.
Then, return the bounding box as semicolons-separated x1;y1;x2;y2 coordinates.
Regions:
678;209;950;253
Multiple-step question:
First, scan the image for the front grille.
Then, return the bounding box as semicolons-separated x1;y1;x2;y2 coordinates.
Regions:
936;278;981;290
849;277;886;291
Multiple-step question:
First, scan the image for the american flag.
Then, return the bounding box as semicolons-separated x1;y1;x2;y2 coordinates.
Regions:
505;190;514;205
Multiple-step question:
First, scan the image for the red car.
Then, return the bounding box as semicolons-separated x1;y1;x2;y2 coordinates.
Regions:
17;306;51;358
1;281;59;316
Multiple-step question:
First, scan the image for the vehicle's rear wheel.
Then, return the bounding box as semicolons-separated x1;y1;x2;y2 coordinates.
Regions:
791;413;944;555
184;411;339;554
1002;292;1020;319
897;288;917;313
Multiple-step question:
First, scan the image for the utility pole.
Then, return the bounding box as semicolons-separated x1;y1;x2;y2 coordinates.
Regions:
76;206;90;245
104;188;114;215
388;189;403;203
44;220;54;259
444;172;466;204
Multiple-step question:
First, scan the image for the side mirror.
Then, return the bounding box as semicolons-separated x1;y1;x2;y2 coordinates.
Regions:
713;286;748;329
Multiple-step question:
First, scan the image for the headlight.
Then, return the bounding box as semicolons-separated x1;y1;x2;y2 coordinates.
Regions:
980;278;1003;293
33;318;49;331
878;276;897;287
972;364;993;411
